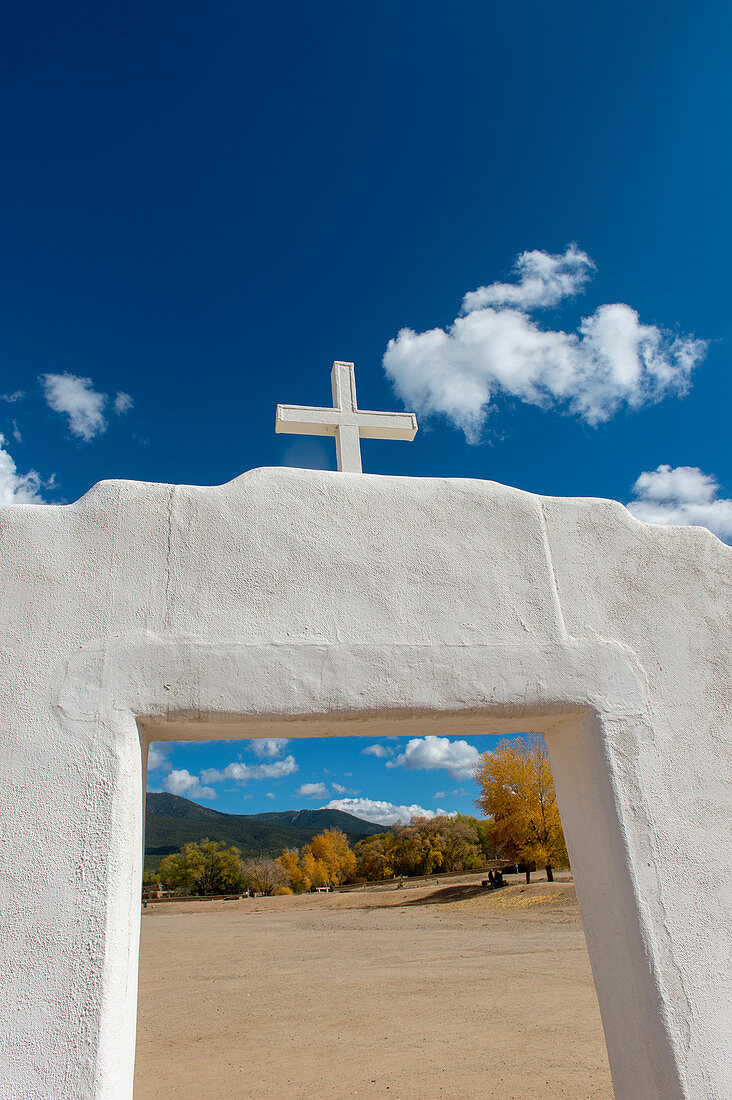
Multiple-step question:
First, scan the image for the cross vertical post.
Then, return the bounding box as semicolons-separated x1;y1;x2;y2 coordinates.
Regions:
331;360;363;473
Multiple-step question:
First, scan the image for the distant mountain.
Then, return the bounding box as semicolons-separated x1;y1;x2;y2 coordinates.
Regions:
144;793;390;870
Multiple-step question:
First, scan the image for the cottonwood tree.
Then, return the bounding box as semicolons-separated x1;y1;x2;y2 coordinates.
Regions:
278;849;307;892
158;839;246;895
299;849;329;889
352;832;396;882
439;816;483;872
473;736;568;882
278;828;357;892
471;816;501;861
308;828;357;884
278;819;487;891
352;816;483;882
277;845;326;893
392;817;445;875
242;856;286;896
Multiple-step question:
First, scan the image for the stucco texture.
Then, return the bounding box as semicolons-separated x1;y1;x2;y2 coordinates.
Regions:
0;468;729;1099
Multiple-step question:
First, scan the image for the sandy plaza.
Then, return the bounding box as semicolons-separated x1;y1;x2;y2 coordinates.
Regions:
134;874;613;1099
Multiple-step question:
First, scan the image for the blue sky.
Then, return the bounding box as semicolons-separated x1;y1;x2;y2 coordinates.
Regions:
147;735;508;825
2;2;730;822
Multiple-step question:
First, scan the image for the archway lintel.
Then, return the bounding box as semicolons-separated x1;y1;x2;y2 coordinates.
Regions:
58;634;649;736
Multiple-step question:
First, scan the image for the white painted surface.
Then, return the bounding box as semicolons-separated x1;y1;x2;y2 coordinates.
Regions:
275;361;417;471
0;468;729;1099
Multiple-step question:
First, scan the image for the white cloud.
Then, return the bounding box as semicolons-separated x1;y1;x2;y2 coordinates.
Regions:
162;769;216;800
462;243;595;312
331;782;348;794
265;792;276;799
383;245;707;441
361;743;393;758
631;464;717;505
323;797;456;826
0;435;45;505
297;782;329;798
626;465;732;543
147;742;169;771
385;736;479;780
248;738;290;759
200;754;298;784
43;373;108;440
433;791;446;799
114;392;133;415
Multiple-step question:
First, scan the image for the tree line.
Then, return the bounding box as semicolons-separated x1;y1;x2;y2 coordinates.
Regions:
147;814;492;897
146;736;567;896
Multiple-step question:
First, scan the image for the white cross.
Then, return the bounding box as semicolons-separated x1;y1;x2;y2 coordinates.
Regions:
275;361;418;473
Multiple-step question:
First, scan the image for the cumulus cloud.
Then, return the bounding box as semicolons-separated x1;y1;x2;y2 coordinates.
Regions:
462;243;595;312
200;755;298;784
626;465;732;543
322;797;456;826
361;743;393;758
114;392;134;415
249;738;290;759
383;245;707;441
0;435;45;505
1;391;24;403
265;791;276;799
297;781;329;798
147;743;169;771
43;373;108;440
385;736;479;780
42;373;135;440
163;769;216;800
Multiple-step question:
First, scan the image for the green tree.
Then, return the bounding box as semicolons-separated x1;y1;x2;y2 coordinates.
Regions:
399;817;445;875
158;839;246;896
469;816;501;861
439;816;483;872
353;817;484;882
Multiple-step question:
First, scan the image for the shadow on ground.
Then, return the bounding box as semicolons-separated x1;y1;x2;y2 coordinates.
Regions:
402;884;497;906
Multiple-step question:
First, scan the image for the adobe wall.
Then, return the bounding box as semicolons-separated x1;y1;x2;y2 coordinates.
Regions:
0;469;729;1098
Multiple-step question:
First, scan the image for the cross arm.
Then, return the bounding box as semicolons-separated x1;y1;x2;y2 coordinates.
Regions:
355;410;418;441
275;404;340;437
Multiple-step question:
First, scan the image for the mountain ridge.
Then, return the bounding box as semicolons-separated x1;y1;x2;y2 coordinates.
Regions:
144;792;390;869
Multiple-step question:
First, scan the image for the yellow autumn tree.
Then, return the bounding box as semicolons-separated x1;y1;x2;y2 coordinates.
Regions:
278;828;357;892
306;827;357;885
278;848;307;892
473;736;568;882
300;849;329;889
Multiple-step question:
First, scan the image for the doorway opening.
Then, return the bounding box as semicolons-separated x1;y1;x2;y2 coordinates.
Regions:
133;725;613;1099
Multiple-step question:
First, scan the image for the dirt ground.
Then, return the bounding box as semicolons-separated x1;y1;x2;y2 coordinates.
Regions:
134;874;613;1099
